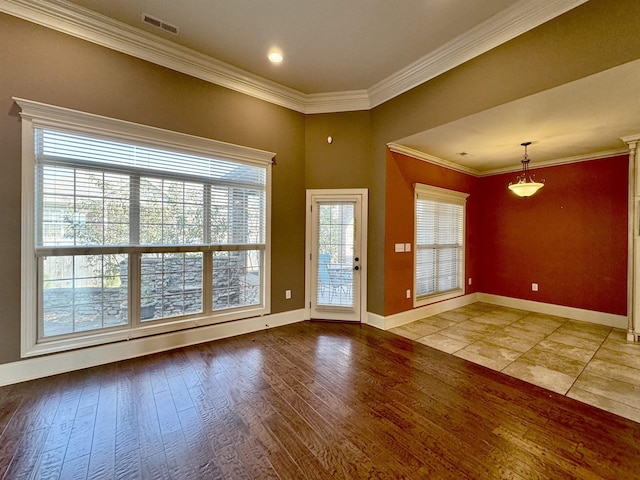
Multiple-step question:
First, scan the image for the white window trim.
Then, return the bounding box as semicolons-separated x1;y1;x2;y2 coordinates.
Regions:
413;183;468;308
16;97;274;358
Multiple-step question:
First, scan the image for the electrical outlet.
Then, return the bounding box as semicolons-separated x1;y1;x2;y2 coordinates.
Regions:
406;289;411;299
285;289;291;299
532;283;538;292
468;278;472;285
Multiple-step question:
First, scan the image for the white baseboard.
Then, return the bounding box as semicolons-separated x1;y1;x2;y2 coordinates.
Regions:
365;311;386;329
366;293;628;331
367;293;479;330
0;309;305;387
477;293;628;329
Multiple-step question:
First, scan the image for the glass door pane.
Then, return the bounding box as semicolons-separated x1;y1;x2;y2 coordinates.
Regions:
316;202;355;308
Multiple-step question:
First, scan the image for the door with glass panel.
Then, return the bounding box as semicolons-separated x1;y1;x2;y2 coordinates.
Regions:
307;190;367;322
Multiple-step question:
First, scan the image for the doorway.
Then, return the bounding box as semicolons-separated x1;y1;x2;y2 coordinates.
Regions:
306;189;368;322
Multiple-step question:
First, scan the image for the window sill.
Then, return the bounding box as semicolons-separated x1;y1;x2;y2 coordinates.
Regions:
23;305;269;358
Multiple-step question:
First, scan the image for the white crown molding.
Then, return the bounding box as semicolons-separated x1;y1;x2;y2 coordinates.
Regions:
387;143;481;176
0;0;309;112
0;0;588;114
304;90;372;114
388;142;629;178
368;0;589;108
621;134;640;145
480;148;630;176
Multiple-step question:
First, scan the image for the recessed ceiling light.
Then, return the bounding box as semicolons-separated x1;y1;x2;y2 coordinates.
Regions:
268;50;283;64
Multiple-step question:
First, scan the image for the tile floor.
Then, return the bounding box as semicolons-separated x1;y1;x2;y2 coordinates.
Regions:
389;302;640;423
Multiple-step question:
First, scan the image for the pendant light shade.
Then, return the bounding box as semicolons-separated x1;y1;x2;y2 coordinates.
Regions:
508;142;544;197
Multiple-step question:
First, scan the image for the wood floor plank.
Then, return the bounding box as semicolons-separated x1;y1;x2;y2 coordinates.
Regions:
86;383;117;480
1;321;639;479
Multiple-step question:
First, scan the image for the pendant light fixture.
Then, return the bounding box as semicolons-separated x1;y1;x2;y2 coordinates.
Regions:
508;142;544;197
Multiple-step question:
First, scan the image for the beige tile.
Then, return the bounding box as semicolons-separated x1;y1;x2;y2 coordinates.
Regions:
437;310;472;323
461;340;521;364
518;347;587;377
478;332;539;353
606;328;628;343
562;320;612;335
472;302;495;310
573;371;640;409
394;321;442;338
454;349;511;371
534;339;596;364
601;336;640;357
456;319;502;335
437;327;486;344
582;359;640;387
520;313;566;329
545;331;602;351
501;325;548;342
398;303;640;421
388;327;422;340
502;361;576;395
594;347;640;370
567;387;640;423
555;321;610;342
416;333;469;354
454;303;493;316
471;315;514;327
486;308;528;322
417;315;459;330
511;318;561;335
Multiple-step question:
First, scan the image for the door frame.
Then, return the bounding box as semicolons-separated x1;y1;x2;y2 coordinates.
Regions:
305;189;368;322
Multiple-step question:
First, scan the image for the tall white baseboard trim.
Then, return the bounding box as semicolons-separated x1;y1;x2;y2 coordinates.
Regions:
366;293;479;330
366;293;627;331
478;294;628;329
0;309;305;387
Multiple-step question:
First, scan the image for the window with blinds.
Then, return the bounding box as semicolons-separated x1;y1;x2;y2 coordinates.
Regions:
18;96;273;357
414;184;468;305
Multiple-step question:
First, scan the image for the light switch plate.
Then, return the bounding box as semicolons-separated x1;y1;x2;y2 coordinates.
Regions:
394;243;405;253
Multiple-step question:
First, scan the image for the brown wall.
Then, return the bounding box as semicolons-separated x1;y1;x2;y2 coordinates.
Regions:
304;112;372;190
0;13;306;364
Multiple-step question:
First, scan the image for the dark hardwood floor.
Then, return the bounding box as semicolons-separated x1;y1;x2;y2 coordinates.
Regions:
1;321;639;479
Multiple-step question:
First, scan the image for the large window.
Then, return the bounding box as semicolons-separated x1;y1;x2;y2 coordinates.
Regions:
18;98;273;356
414;184;468;306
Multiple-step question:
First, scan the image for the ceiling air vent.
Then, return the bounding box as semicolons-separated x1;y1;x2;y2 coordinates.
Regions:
142;13;179;35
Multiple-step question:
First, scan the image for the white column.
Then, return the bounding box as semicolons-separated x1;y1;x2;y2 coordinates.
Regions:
622;135;640;342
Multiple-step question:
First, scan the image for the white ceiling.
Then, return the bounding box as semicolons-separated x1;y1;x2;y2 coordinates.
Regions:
394;58;640;173
4;0;637;171
64;0;520;94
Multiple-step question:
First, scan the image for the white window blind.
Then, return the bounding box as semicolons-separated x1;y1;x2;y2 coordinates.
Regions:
414;184;468;302
35;129;267;249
